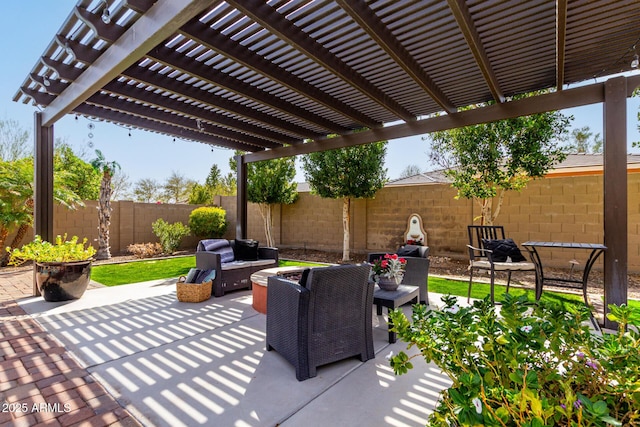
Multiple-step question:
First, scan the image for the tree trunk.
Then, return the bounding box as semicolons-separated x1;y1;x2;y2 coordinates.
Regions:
258;203;274;248
491;189;506;224
96;171;113;260
342;197;351;262
480;198;493;225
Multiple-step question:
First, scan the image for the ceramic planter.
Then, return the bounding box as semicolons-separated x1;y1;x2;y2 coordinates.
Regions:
35;260;92;302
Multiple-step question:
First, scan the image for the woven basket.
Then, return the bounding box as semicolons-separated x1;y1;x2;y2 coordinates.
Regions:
176;277;213;303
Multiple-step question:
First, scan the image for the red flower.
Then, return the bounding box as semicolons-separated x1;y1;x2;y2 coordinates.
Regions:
399;258;406;264
381;260;389;268
390;253;399;260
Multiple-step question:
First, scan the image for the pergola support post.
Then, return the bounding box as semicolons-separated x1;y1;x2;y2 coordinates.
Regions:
235;154;247;239
603;76;628;329
33;111;54;296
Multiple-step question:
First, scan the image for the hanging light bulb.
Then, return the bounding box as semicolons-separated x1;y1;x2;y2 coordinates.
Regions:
101;1;111;24
632;53;639;69
42;75;51;87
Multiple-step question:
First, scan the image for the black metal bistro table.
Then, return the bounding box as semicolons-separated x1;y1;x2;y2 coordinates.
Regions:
521;241;606;305
373;284;419;343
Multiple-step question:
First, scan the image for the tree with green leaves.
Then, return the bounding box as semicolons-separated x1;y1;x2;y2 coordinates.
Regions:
399;164;422;178
230;154;297;247
0;118;30;161
569;126;603;154
133;178;161;203
302;143;387;261
54;143;101;200
429;107;570;225
0;157;83;265
91;150;120;260
163;171;196;204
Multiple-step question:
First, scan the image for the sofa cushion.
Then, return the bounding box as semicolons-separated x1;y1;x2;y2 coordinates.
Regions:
481;238;527;262
249;259;278;268
197;239;229;252
216;246;235;263
221;260;252;271
234;239;259;261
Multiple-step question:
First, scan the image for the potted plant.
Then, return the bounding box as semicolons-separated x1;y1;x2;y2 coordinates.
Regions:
370;253;407;291
7;234;96;302
388;294;640;426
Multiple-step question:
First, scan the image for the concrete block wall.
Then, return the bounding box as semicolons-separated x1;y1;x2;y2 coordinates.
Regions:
6;172;639;271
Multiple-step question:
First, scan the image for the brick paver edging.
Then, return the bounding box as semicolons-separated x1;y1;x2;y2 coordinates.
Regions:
1;271;141;427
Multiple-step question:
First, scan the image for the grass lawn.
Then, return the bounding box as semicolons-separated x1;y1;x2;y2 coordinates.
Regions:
429;276;640;309
91;256;329;287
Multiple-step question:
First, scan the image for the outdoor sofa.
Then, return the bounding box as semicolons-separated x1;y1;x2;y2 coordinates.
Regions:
196;239;278;297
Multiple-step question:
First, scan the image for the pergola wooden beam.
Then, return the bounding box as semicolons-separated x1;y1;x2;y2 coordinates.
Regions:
122;67;319;139
336;0;456;114
41;0;215;126
556;0;568;90
179;18;382;127
147;46;352;134
246;76;638;162
226;0;416;123
447;0;505;103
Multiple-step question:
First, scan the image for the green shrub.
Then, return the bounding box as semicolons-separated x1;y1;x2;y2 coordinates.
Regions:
151;219;190;254
389;295;640;426
7;234;96;264
188;206;227;238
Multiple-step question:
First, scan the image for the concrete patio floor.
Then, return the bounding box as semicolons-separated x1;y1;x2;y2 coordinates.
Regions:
8;276;450;426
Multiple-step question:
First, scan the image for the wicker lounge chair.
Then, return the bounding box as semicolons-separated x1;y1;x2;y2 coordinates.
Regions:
266;263;374;381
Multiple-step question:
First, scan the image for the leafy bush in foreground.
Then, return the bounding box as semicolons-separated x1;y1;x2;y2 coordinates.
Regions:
389;294;640;426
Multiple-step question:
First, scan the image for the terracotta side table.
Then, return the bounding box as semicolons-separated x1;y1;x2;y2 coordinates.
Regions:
250;266;305;314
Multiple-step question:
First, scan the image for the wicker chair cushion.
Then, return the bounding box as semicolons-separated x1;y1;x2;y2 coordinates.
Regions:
482;238;527;262
471;260;535;271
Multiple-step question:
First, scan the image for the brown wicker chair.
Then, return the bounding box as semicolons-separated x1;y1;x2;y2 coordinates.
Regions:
266;263;375;381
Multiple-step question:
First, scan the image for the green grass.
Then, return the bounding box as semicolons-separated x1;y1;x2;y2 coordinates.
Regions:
91;256;329;287
429;276;640;309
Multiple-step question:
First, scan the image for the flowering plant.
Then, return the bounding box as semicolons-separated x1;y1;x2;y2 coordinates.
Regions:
388;294;640;426
371;253;406;280
407;237;423;246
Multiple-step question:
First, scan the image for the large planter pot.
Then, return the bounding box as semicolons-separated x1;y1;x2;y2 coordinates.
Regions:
35;260;92;302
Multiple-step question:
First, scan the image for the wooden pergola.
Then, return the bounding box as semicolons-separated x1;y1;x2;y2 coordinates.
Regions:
14;0;640;327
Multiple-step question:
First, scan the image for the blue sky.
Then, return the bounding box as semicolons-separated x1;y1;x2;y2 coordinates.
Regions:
2;2;640;186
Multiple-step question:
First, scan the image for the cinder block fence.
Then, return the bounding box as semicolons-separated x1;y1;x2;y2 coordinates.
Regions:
7;173;639;271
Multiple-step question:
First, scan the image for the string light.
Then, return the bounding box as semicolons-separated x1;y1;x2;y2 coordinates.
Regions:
101;1;111;24
196;118;204;131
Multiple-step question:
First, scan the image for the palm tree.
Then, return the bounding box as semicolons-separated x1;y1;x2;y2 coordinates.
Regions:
91;150;120;260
